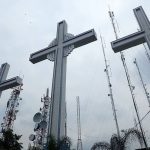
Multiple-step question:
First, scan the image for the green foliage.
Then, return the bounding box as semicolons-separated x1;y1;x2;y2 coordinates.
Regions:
0;129;23;150
48;135;57;150
58;136;72;150
29;146;41;150
48;135;72;150
91;128;144;150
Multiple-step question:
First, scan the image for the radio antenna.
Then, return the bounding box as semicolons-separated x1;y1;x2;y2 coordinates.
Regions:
76;96;83;150
133;58;150;107
100;34;120;137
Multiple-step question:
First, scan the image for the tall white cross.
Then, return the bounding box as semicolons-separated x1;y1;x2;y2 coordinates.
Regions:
29;20;97;141
0;63;23;98
111;6;150;52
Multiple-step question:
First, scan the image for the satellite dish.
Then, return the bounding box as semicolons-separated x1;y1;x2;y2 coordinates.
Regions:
29;134;35;141
37;136;42;144
15;110;19;113
44;101;49;107
33;112;42;122
44;112;48;116
34;123;40;131
7;101;9;108
39;121;47;129
45;106;49;109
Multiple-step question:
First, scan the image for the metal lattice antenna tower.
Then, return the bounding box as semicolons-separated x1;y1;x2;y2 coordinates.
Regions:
29;88;51;150
76;96;83;150
100;34;120;137
109;10;148;148
143;44;150;63
133;58;150;107
137;28;150;63
134;117;139;130
1;85;23;131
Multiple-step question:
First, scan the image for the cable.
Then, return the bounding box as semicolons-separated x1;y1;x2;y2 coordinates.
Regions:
135;110;150;127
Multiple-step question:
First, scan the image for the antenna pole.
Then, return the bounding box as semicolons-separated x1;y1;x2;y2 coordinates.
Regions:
143;44;150;63
133;59;150;107
134;117;139;130
76;96;83;150
137;29;150;63
100;34;120;137
109;9;148;148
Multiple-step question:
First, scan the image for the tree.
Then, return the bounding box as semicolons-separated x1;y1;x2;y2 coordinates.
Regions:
0;129;23;150
91;141;111;150
48;135;72;150
58;136;72;150
48;135;57;150
91;128;144;150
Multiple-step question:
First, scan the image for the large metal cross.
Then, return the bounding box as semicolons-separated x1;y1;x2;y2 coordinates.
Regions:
111;6;150;52
29;20;97;141
0;63;23;98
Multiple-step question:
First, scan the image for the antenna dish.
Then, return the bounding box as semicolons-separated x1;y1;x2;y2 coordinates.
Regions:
33;112;42;122
34;123;40;131
29;134;35;141
7;101;9;108
39;121;47;129
44;101;49;108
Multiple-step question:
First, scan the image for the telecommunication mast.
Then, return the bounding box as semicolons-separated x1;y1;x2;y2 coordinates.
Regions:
29;88;51;149
76;96;83;150
1;85;23;131
100;34;120;137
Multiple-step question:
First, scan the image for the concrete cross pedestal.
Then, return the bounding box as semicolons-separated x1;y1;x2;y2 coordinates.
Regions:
111;6;150;52
0;63;23;98
29;20;97;141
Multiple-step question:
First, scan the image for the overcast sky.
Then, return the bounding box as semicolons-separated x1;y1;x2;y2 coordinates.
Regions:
0;0;150;149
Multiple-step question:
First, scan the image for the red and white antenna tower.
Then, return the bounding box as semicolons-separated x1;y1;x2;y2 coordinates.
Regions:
1;85;23;131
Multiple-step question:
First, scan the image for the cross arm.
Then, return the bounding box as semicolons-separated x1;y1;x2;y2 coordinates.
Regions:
0;76;23;91
63;29;97;48
134;6;150;31
111;31;146;53
29;45;57;64
0;63;10;82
